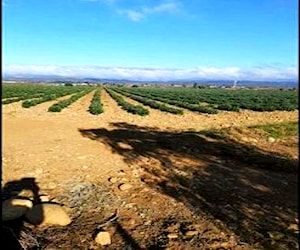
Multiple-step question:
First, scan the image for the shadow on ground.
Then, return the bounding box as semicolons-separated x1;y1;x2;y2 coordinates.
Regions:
79;122;298;249
2;177;43;249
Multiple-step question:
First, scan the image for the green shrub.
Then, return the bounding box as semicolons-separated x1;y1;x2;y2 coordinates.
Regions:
105;88;149;116
48;104;62;112
48;90;92;112
88;89;104;115
217;104;240;111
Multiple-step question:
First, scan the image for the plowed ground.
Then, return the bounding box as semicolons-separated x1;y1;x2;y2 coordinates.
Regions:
2;89;298;249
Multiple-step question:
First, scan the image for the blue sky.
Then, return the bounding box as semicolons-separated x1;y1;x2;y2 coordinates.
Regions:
3;0;298;80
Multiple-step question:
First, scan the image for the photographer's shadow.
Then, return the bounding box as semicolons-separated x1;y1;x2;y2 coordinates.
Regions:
2;177;43;249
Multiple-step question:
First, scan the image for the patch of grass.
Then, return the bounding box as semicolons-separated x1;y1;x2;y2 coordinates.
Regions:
248;121;298;139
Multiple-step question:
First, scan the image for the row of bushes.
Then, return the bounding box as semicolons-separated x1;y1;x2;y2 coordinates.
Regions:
124;86;298;112
112;88;183;115
2;84;49;99
2;93;45;105
105;88;149;116
21;87;90;108
117;88;218;114
88;88;104;115
48;90;93;112
216;103;240;111
2;84;94;108
22;94;59;108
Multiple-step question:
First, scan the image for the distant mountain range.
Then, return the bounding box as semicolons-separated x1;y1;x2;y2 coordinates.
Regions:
3;74;298;88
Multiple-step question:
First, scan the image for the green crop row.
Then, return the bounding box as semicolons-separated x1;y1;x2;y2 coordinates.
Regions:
120;86;298;112
2;84;49;99
216;103;240;111
111;87;183;115
48;89;93;112
21;85;94;108
105;88;149;116
2;93;45;105
22;94;60;108
48;90;93;112
88;88;104;115
3;84;94;108
3;84;297;114
3;84;80;99
22;91;80;108
115;87;218;114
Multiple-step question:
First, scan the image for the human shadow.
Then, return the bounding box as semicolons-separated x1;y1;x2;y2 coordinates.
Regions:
79;122;298;249
2;177;43;249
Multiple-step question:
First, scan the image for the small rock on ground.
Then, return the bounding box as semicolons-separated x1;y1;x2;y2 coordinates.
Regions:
95;231;111;245
39;195;51;202
185;230;199;237
288;224;299;231
25;203;71;226
268;137;276;143
118;183;132;191
167;233;178;239
108;177;119;183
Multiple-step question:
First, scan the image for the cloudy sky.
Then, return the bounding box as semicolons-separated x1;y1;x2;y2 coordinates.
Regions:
3;0;298;81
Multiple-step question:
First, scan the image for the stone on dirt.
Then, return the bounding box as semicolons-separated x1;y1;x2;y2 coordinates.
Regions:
268;137;276;143
167;233;179;239
108;177;119;183
95;231;111;245
39;195;51;202
25;203;71;226
77;155;88;160
210;242;233;248
118;183;132;191
185;230;199;237
2;198;33;221
288;224;299;231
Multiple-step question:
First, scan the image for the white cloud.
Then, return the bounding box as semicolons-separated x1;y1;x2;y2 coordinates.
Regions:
142;1;180;14
3;64;298;81
82;0;182;21
118;9;145;22
119;0;181;22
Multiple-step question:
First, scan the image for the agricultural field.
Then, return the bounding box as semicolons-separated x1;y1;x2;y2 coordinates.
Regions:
2;83;299;249
111;86;298;112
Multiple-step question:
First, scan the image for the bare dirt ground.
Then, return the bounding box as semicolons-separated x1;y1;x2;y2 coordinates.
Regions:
2;89;298;249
